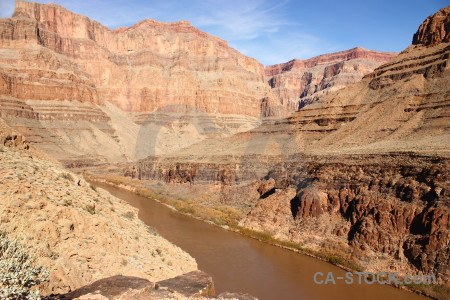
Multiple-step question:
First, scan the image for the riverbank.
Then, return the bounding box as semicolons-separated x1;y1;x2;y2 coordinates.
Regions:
83;172;449;300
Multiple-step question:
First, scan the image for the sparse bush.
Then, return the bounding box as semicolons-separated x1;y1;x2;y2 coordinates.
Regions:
146;225;159;236
63;199;72;207
60;172;74;182
89;184;97;192
0;232;49;299
85;204;95;215
122;211;135;220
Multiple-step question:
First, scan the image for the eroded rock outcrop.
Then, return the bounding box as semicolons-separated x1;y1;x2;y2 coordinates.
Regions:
265;47;397;110
413;6;450;46
53;271;256;299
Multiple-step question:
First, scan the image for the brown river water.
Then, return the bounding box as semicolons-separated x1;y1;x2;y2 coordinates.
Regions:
96;183;429;300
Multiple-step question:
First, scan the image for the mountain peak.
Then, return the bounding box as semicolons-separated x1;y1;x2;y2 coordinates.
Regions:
412;6;450;46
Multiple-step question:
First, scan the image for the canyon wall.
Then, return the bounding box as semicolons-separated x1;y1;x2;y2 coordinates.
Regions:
0;1;403;166
8;0;273;116
0;1;280;165
265;47;398;111
133;7;450;283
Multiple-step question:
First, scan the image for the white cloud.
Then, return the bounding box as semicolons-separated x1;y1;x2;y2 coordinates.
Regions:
190;0;292;41
0;0;336;65
233;32;334;65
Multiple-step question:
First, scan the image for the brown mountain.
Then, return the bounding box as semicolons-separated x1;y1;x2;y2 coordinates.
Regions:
0;0;279;165
1;0;448;291
0;1;404;166
265;47;397;111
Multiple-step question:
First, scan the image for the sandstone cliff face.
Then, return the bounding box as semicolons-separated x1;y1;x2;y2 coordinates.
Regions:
6;0;274;116
133;6;450;283
0;1;282;165
413;6;450;46
240;155;449;281
265;47;397;110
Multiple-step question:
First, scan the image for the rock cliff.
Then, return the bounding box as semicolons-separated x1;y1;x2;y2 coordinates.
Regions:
0;1;402;166
8;0;272;116
265;47;397;110
0;1;280;165
413;6;450;46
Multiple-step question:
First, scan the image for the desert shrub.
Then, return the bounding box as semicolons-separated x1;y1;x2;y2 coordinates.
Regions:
146;225;159;236
60;172;73;182
122;211;135;220
89;184;97;192
0;232;49;299
85;204;95;215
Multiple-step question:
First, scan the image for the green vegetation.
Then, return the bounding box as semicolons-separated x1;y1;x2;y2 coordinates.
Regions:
97;174;244;227
146;225;159;236
89;184;97;192
0;232;48;299
233;226;364;272
60;172;74;182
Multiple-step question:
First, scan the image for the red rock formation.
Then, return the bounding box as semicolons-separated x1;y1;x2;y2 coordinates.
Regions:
0;1;280;164
5;0;273;116
265;47;397;76
265;47;397;110
413;6;450;46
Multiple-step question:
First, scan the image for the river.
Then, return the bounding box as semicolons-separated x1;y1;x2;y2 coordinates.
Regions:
95;183;429;300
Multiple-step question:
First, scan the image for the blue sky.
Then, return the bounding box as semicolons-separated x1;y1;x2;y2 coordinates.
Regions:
0;0;447;65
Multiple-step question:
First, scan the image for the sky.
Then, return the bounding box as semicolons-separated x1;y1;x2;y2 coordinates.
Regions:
0;0;447;65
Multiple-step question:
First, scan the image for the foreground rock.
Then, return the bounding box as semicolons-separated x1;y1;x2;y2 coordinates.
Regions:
51;271;255;300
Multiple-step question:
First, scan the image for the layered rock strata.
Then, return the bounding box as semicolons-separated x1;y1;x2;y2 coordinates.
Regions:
0;1;278;165
265;47;397;111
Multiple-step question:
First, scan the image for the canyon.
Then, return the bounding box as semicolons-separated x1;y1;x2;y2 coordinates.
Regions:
132;5;450;288
265;47;397;111
0;1;399;166
0;1;449;299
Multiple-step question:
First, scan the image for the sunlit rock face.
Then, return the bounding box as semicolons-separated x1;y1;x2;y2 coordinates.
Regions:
0;0;282;165
265;47;398;111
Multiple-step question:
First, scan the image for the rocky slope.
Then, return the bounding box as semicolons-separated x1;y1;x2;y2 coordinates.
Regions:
265;47;397;111
131;6;450;284
0;118;197;295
